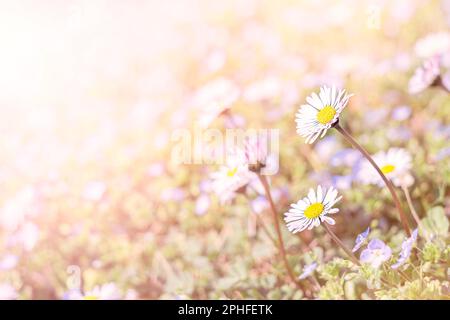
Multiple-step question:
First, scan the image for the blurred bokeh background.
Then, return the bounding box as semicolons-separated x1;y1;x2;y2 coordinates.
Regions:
0;0;449;299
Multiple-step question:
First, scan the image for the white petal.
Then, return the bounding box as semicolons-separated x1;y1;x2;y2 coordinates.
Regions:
322;216;335;225
308;188;316;203
316;185;323;203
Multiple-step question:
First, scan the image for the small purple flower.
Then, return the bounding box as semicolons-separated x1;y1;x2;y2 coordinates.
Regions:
250;196;269;214
332;175;353;190
363;108;389;128
434;147;450;162
199;180;212;193
360;239;392;268
0;255;18;271
314;136;339;163
298;262;318;280
387;126;412;142
391;105;412;121
391;229;418;269
330;149;362;168
352;227;370;252
195;193;210;216
161;187;186;202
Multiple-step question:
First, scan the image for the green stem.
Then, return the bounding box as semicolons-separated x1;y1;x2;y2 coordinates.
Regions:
323;223;361;266
258;174;301;288
335;123;411;237
402;186;421;228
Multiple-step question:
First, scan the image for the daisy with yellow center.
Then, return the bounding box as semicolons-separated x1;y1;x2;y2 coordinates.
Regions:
296;86;353;144
299;86;413;236
284;185;342;233
358;148;413;188
211;150;253;204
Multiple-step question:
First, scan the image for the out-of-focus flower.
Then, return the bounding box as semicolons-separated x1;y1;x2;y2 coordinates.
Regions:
389;0;417;22
124;289;138;300
83;181;106;202
331;175;353;190
193;78;240;128
363;108;389;129
211;151;252;204
0;284;18;300
391;229;418;269
147;162;165;177
360;239;392;268
243;76;282;103
199;180;212;193
296;86;353;144
0;187;40;231
284;185;341;233
9;222;40;251
387;126;412;142
161;187;186;202
408;56;441;94
63;289;83;300
314;136;340;164
330;148;362;168
250;196;269;214
0;254;18;270
352;227;370;252
414;32;450;58
195;193;210;216
391;105;412;121
204;49;226;73
433;146;450;162
298;262;318;280
83;283;122;300
357;148;413;188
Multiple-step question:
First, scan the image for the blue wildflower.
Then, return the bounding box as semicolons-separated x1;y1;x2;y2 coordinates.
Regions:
352;227;370;252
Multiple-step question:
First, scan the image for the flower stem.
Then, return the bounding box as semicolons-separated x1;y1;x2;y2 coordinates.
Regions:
322;223;361;266
401;186;421;227
334;123;411;237
258;174;301;288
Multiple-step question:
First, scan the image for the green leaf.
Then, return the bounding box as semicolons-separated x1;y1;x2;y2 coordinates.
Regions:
421;206;449;237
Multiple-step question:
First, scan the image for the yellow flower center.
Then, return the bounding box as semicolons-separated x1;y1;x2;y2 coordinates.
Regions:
83;295;98;300
227;167;238;177
304;202;324;219
317;105;336;125
381;164;395;174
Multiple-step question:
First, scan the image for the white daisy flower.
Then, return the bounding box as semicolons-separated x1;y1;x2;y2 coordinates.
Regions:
357;148;413;188
284;185;342;233
296;86;353;144
211;150;253;204
408;56;441;94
